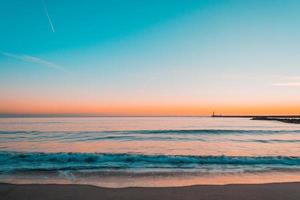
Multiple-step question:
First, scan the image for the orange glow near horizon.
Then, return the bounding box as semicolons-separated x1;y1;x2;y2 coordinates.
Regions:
1;100;300;116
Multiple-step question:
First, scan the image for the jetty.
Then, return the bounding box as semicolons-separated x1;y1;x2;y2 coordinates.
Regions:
211;113;300;124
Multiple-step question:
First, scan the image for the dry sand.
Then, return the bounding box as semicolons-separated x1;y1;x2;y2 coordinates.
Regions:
1;182;300;200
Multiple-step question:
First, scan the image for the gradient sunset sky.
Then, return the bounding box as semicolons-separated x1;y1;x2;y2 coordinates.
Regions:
1;0;300;116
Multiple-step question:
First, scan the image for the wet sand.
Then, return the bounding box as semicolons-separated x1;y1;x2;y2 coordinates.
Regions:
1;182;300;200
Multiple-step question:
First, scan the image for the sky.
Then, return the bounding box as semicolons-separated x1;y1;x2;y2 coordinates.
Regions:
1;0;300;116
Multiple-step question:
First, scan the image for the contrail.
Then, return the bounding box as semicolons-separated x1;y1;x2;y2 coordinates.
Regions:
42;0;55;32
0;51;67;73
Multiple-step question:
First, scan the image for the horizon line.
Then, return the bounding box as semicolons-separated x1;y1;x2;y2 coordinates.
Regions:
1;113;300;118
0;113;209;118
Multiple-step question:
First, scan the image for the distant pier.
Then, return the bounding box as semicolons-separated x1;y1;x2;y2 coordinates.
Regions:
211;113;300;124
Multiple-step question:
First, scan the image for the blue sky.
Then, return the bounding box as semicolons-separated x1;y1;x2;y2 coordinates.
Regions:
1;0;300;115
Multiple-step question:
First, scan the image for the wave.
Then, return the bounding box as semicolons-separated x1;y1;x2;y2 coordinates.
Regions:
2;129;300;144
132;129;300;135
1;152;300;173
1;129;300;135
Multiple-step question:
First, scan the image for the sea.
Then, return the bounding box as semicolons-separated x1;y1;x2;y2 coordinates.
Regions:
0;117;300;187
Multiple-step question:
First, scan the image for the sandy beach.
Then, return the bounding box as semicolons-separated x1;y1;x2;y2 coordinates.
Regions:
1;182;300;200
2;0;300;199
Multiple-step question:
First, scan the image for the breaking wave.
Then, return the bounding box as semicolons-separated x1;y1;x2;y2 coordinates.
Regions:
1;152;300;173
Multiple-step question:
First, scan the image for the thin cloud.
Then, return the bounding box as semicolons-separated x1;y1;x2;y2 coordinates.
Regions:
277;75;300;81
270;75;300;87
271;82;300;87
0;51;66;72
42;0;55;33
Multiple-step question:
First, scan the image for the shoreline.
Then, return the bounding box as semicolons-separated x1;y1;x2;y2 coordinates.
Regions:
1;182;300;200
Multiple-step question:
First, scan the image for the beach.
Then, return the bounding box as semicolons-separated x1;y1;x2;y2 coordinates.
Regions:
1;117;300;200
1;182;300;200
2;0;300;199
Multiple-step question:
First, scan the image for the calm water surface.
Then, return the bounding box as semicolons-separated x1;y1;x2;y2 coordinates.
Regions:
0;117;300;187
